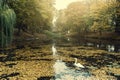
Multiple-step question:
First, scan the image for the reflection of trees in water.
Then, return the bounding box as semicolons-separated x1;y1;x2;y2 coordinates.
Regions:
114;44;120;52
68;38;120;52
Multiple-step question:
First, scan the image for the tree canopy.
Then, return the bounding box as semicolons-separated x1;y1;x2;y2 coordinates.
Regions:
56;0;118;34
8;0;55;34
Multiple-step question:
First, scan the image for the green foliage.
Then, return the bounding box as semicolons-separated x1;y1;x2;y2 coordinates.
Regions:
44;30;62;39
0;0;16;47
56;1;92;33
56;0;117;34
8;0;54;34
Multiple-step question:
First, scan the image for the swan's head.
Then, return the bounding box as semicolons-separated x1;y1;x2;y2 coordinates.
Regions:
74;58;78;63
74;58;77;60
53;43;56;46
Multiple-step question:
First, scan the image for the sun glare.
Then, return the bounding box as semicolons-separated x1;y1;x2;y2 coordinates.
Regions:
54;0;81;10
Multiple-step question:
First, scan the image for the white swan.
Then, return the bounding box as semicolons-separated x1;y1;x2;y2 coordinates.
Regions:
74;58;85;68
52;45;57;55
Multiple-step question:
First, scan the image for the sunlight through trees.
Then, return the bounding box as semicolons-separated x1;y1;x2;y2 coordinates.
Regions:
56;0;118;35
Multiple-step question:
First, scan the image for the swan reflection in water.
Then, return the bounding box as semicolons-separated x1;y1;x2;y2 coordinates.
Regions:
52;44;57;55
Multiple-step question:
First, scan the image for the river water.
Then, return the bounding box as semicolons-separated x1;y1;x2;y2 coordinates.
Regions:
13;37;120;53
51;38;119;80
57;37;120;53
51;43;93;80
2;37;118;80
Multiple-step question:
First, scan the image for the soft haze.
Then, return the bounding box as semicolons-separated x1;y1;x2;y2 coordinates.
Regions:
54;0;81;10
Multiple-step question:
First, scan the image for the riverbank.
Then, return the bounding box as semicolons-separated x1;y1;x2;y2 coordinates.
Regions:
85;32;120;41
0;44;119;80
70;32;120;41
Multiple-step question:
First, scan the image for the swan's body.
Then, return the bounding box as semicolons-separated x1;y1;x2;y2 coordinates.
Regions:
74;58;85;68
52;45;57;55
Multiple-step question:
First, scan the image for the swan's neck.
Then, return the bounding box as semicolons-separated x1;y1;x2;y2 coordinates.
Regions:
75;58;77;64
53;45;54;47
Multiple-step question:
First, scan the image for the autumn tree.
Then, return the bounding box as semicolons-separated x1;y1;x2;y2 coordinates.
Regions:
8;0;54;34
56;1;91;34
56;0;116;35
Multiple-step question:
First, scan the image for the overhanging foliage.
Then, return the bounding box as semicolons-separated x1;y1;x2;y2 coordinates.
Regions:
0;0;16;47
